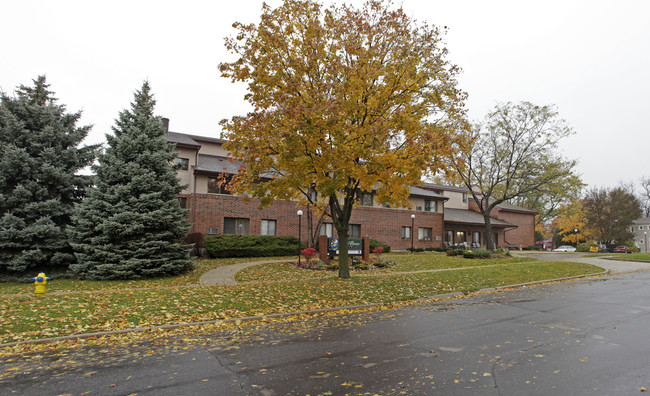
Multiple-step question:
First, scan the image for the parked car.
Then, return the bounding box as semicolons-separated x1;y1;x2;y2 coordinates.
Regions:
553;245;577;252
613;246;634;254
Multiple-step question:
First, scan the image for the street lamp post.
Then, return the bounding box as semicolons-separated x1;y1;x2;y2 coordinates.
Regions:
645;232;648;253
574;228;579;245
297;210;303;265
411;214;415;252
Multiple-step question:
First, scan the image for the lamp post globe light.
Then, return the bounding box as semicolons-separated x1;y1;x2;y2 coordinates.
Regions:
411;214;415;252
297;210;303;265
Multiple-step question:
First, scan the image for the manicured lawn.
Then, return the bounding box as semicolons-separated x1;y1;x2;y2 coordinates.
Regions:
622;253;650;261
0;254;603;345
0;257;295;295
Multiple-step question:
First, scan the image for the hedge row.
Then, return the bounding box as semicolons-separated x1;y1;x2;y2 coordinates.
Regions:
204;235;303;258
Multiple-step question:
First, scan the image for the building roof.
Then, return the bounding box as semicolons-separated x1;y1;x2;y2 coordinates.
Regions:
444;208;516;228
409;186;448;200
494;200;538;214
166;132;227;148
166;131;201;148
633;217;650;225
421;182;469;193
194;155;240;175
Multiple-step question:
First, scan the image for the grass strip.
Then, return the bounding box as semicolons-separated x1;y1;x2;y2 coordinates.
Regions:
0;260;602;344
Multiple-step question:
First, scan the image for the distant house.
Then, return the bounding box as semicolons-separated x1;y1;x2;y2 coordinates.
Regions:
165;119;536;250
631;218;650;253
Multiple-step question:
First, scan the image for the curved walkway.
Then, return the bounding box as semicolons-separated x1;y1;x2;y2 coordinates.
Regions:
199;259;289;285
198;252;650;286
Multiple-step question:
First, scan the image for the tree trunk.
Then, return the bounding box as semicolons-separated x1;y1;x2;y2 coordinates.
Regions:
484;212;495;251
329;187;355;279
336;225;350;279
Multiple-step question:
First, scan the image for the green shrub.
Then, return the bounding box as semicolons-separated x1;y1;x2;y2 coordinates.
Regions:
433;247;448;252
577;243;593;252
407;247;425;253
369;239;391;253
463;251;475;259
472;249;493;259
204;235;303;258
424;247;436;252
446;249;460;256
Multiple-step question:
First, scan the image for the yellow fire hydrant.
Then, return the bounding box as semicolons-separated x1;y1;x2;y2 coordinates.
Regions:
32;272;51;294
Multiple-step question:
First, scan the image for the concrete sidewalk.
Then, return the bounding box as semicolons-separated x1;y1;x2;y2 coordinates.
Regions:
199;259;289;285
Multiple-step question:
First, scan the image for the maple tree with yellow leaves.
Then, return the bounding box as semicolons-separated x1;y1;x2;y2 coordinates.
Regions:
219;0;470;277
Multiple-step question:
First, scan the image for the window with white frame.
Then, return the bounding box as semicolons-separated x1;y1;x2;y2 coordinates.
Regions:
462;192;468;203
424;199;436;212
349;224;361;238
401;226;411;239
418;227;432;241
224;217;249;235
175;157;189;171
208;176;232;194
360;192;373;207
261;219;276;236
320;223;333;237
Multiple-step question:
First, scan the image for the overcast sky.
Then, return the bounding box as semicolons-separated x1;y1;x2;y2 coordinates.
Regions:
3;0;649;190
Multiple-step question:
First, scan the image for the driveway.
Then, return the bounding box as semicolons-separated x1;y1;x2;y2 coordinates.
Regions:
513;251;650;273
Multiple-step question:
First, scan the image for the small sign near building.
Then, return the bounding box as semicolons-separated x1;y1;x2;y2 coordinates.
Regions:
328;238;363;255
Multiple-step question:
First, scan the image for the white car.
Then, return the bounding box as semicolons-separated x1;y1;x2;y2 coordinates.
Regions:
553;245;577;252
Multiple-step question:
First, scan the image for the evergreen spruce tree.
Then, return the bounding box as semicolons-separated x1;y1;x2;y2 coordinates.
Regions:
70;82;192;280
0;76;97;278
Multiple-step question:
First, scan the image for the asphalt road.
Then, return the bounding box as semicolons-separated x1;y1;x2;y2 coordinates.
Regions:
3;259;650;395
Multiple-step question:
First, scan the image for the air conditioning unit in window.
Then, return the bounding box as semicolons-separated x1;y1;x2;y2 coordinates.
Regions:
208;227;219;235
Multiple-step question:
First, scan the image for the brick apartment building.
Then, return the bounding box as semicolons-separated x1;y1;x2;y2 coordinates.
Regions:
165;120;536;250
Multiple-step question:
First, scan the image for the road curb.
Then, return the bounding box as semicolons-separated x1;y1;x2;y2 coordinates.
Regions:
0;270;610;349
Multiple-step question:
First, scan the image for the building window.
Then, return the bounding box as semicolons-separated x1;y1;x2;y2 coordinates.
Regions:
320;223;333;237
360;192;373;207
208;176;231;194
640;240;645;244
261;219;276;236
416;206;422;211
640;226;644;230
445;230;454;244
462;193;468;203
178;197;187;208
424;200;437;212
472;231;481;245
349;224;361;238
175;157;189;171
224;217;249;235
631;226;636;232
401;226;412;239
456;231;466;243
418;227;432;241
208;227;219;235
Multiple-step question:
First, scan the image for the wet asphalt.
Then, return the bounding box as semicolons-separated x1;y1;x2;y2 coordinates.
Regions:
3;254;650;395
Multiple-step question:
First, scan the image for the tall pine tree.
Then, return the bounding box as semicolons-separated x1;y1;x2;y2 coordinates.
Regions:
70;82;192;280
0;76;97;278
